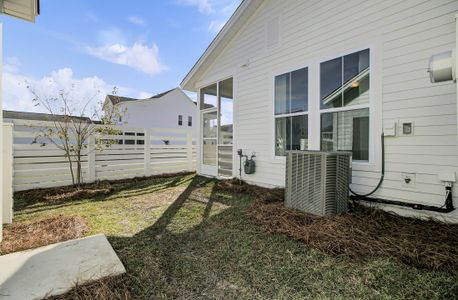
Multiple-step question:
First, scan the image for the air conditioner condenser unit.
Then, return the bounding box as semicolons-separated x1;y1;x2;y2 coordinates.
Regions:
285;151;352;216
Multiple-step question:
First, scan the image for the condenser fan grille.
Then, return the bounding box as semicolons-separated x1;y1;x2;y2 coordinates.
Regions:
285;151;351;216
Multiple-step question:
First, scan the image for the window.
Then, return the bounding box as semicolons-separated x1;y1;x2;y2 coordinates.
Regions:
188;116;192;126
136;132;145;145
178;115;183;126
274;67;308;156
320;49;370;160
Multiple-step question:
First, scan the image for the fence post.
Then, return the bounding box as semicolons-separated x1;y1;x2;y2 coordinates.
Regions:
144;129;151;176
2;123;13;226
87;135;96;182
186;131;193;171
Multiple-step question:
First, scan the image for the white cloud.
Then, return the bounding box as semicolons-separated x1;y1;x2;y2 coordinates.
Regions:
177;0;239;34
138;91;153;99
4;56;22;73
96;27;127;45
3;67;149;115
177;0;214;14
127;15;147;26
87;43;167;75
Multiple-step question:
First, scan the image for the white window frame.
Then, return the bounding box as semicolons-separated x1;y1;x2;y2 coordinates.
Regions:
178;114;183;126
272;64;311;159
271;45;378;168
318;47;372;163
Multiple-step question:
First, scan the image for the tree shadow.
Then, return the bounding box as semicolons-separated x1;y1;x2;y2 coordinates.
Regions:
45;175;458;299
103;176;264;298
13;174;194;214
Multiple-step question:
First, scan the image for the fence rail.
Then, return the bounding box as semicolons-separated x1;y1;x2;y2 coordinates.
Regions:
6;120;196;191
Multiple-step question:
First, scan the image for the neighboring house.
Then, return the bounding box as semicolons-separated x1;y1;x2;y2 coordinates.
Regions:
181;0;458;221
103;88;197;139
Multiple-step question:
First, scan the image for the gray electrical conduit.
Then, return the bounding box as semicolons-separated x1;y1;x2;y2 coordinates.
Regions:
349;133;385;197
350;133;454;213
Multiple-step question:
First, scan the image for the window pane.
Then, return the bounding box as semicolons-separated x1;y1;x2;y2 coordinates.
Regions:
343;49;370;107
275;117;290;156
275;73;290;115
344;49;369;82
200;83;217;109
219;78;233;144
291;67;308;113
291;115;308;150
203;139;217;165
320;57;342;109
320;108;369;161
352;115;369;160
203;111;217;138
320;113;334;152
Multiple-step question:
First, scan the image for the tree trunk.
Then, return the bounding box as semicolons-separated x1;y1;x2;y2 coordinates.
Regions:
67;154;75;186
76;149;82;186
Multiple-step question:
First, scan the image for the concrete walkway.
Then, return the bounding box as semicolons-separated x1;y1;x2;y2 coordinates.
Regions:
0;234;126;299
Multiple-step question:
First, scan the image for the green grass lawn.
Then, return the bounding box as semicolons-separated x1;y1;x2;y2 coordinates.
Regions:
13;174;458;299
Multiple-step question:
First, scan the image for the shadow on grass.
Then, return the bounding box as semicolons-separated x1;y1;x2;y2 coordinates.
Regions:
97;176;458;300
14;174;194;214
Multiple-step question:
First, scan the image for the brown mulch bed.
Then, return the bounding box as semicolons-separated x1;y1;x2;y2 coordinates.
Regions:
217;178;458;274
14;171;195;205
0;215;89;255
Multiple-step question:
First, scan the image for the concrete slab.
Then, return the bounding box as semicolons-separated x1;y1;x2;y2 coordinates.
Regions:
0;234;126;300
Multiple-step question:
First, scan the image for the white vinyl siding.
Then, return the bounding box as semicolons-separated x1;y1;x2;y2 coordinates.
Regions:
194;0;458;221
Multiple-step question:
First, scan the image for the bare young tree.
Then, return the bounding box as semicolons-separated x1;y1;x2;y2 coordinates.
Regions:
27;84;124;186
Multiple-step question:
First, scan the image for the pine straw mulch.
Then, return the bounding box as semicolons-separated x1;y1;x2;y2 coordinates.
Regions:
216;179;458;274
0;215;89;255
14;171;195;205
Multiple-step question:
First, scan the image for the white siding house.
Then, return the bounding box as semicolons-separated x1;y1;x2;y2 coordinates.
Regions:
181;0;458;222
104;88;197;139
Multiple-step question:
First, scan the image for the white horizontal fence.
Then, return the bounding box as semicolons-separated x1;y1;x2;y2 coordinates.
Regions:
7;119;196;191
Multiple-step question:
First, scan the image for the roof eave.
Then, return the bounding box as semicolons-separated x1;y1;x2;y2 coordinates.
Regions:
180;0;263;91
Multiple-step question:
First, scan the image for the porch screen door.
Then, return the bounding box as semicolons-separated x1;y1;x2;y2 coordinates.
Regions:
200;78;233;177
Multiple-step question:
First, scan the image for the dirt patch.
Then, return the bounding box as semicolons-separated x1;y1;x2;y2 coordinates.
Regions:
0;215;89;255
247;197;458;274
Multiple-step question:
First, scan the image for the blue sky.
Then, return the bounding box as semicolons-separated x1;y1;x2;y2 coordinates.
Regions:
2;0;239;112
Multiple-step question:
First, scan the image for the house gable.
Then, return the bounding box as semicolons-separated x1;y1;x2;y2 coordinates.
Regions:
186;0;458;222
